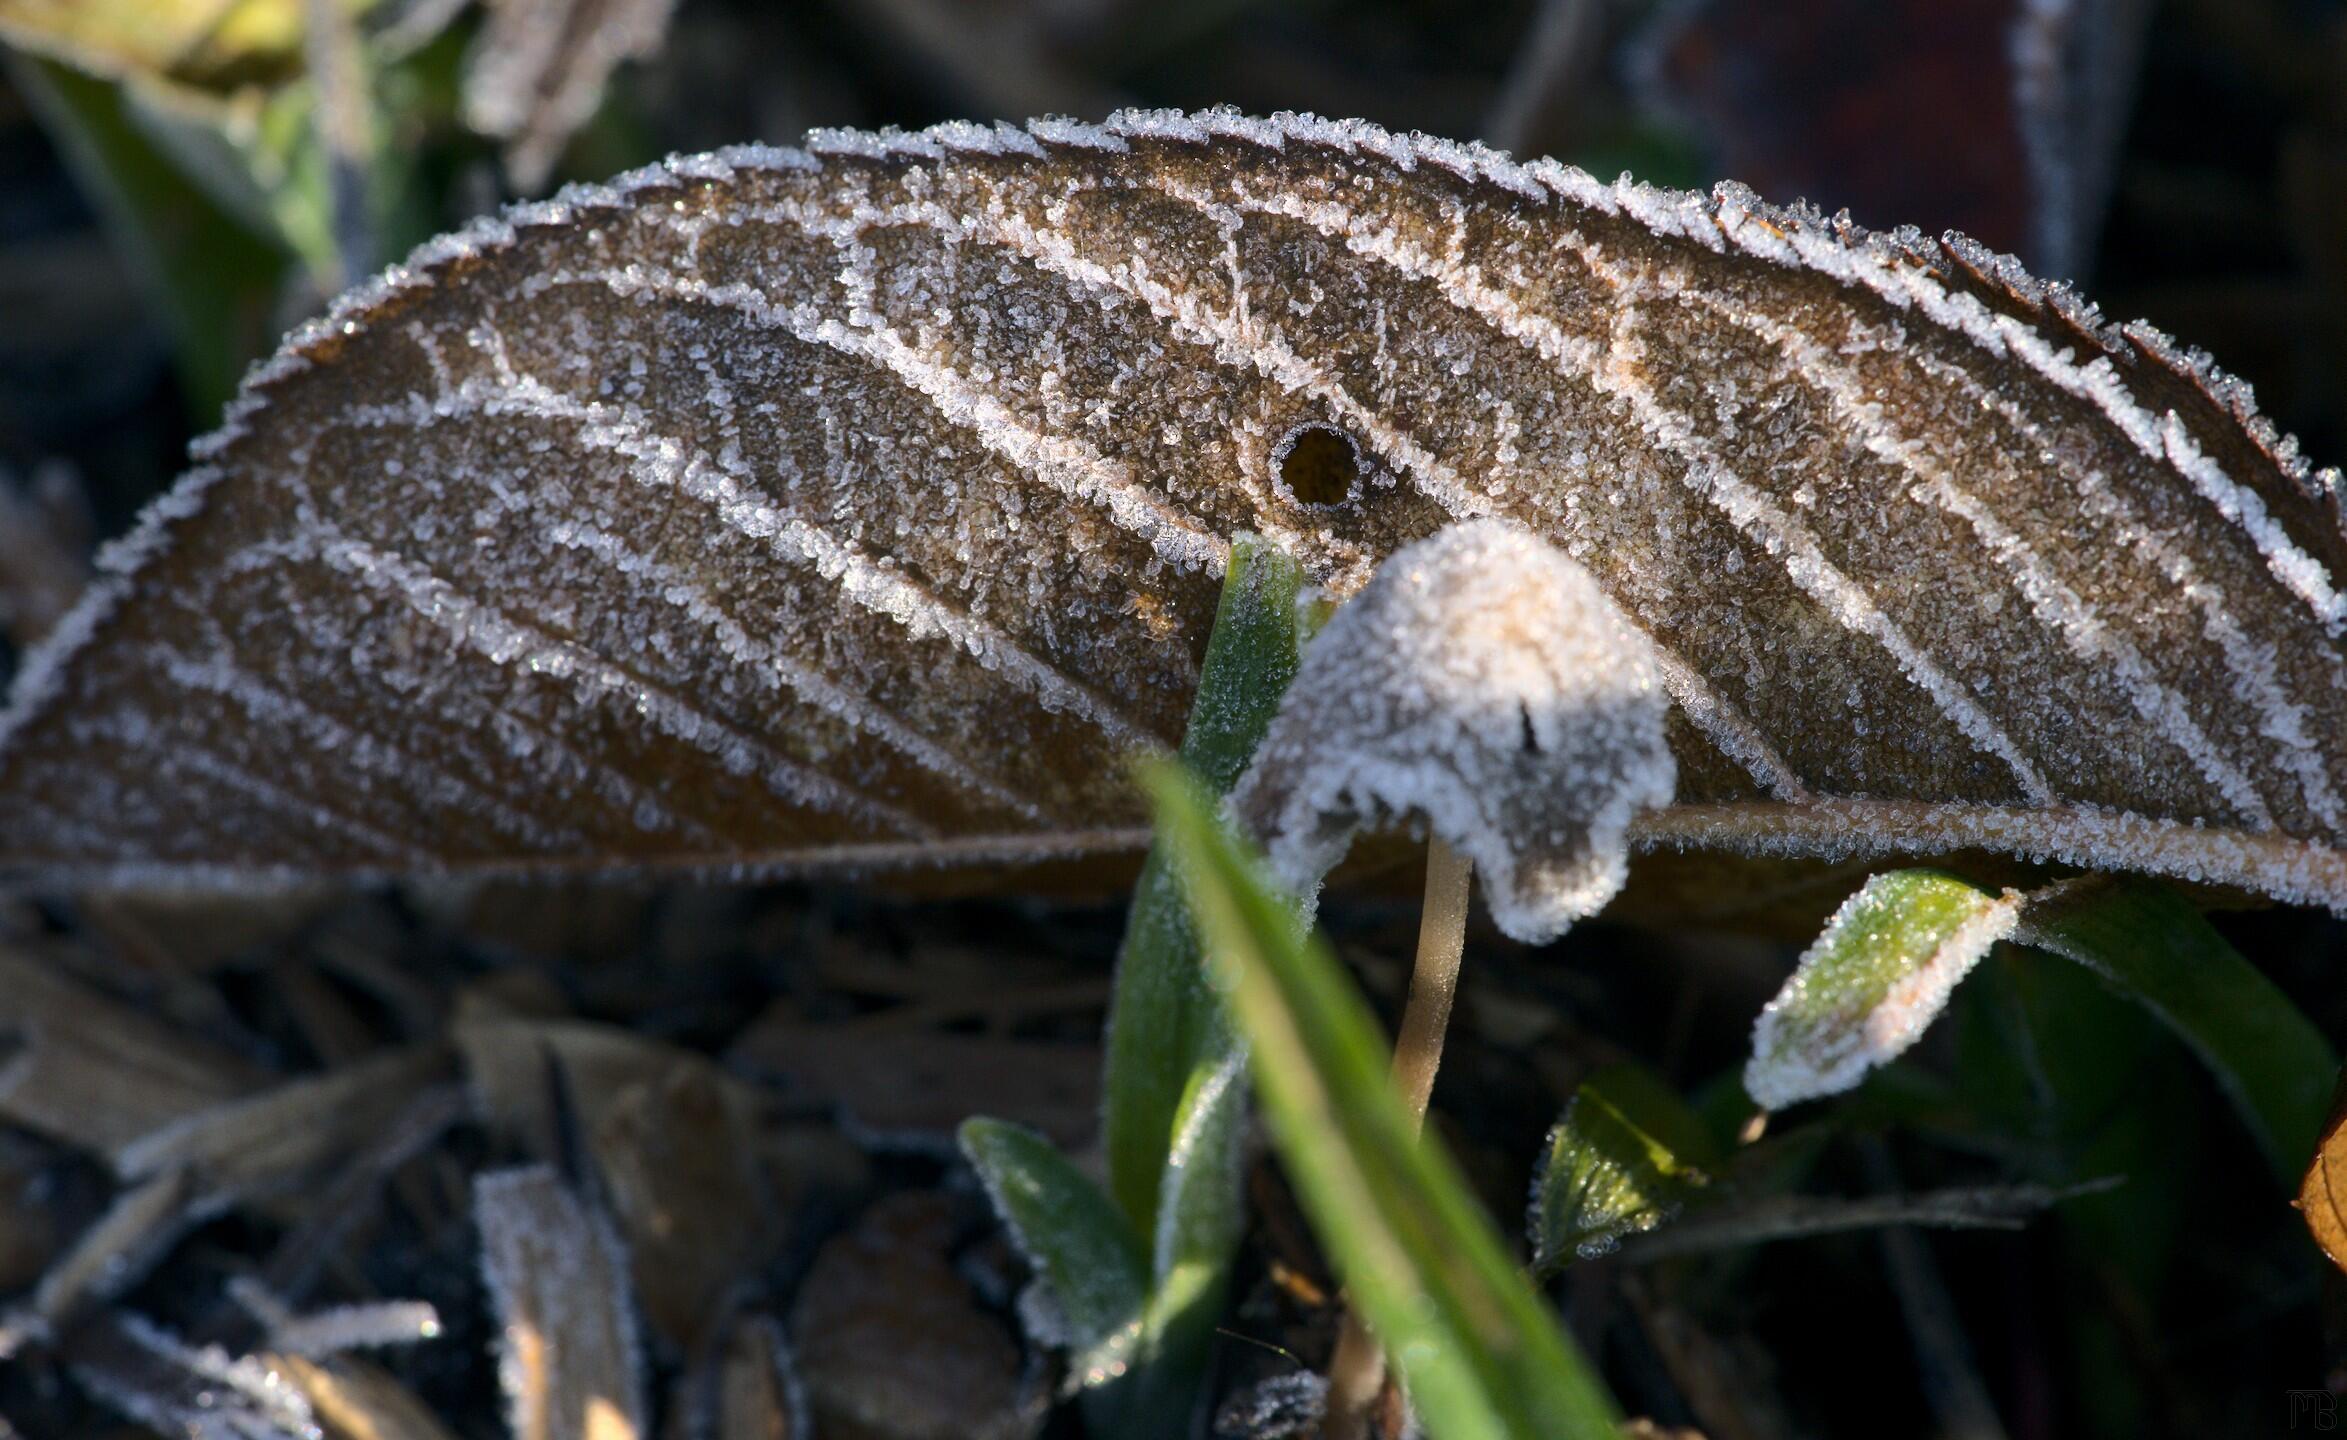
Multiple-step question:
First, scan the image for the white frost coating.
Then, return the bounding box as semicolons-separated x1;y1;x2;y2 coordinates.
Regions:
339;372;1054;823
7;107;2344;892
712;141;821;174
1104;108;1213;144
1027;116;1128;152
918;118;1047;159
1637;800;2347;912
713;190;1365;580
1738;207;2347;633
149;644;586;850
544;255;1227;581
87;1313;322;1440
1744;881;2022;1110
1524;154;1623;216
418;323;1170;753
1646;648;1813;804
1231;520;1677;943
1714;298;2277;828
1903;344;2347;831
303;525;925;838
266;1299;445;1358
808;125;941;161
765;179;1783;792
1176;172;2053;801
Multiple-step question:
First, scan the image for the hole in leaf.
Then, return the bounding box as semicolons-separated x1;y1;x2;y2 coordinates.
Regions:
1274;423;1361;507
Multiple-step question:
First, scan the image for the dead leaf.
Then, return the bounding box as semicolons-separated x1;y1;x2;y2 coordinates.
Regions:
2297;1067;2347;1272
475;1164;648;1440
788;1191;1040;1440
63;1309;321;1440
730;1014;1098;1151
270;1352;461;1440
113;1044;451;1204
0;943;260;1154
31;1169;197;1327
4;111;2346;909
593;1059;772;1356
666;1312;806;1440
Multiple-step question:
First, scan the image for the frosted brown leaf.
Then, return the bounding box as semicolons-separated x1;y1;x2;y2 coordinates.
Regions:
4;108;2347;907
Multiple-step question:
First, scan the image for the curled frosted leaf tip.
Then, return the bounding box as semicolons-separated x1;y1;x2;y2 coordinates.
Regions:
1229;518;1676;943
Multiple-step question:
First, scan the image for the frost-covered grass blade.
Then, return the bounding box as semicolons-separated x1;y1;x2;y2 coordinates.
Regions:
1752;866;2333;1189
1147;761;1620;1440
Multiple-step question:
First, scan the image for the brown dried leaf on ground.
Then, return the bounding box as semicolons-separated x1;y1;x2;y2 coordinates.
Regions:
28;1169;195;1329
0;944;260;1155
62;1310;322;1440
593;1058;773;1356
788;1191;1042;1440
475;1164;648;1440
270;1352;462;1440
459;1018;776;1354
114;1044;452;1206
730;1012;1099;1151
665;1312;807;1440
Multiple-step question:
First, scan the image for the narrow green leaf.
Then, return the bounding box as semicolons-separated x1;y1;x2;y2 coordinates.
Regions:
1102;535;1307;1238
2015;876;2337;1186
957;1119;1149;1386
1746;870;2021;1111
1094;536;1308;1438
1146;762;1620;1440
1124;1048;1251;1427
1530;1064;1711;1272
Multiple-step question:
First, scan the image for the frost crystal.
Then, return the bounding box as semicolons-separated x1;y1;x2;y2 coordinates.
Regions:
1;109;2343;908
70;1313;321;1440
1231;520;1675;942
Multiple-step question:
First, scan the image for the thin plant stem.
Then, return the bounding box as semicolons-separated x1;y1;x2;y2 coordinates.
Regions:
1322;837;1474;1440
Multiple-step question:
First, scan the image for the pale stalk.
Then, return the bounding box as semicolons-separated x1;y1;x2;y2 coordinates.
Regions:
1322;837;1473;1440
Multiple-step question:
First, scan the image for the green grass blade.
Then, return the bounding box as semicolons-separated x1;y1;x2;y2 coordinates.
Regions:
1146;762;1620;1440
1745;870;2020;1111
957;1119;1149;1390
2015;876;2337;1186
1102;534;1307;1237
